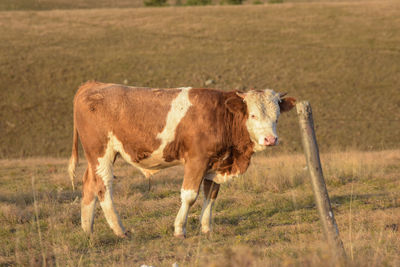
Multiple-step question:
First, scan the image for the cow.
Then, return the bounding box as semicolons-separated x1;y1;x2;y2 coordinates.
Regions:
68;81;296;238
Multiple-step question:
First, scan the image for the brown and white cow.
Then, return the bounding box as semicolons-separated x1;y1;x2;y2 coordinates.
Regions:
68;81;296;237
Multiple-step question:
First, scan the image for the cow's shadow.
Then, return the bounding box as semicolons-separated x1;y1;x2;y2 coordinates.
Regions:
213;192;399;230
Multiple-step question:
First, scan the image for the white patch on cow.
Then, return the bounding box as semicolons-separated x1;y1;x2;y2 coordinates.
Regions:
96;136;115;188
204;171;239;184
200;197;215;233
95;136;126;236
99;189;126;236
243;89;281;152
174;189;198;237
137;87;192;169
154;87;192;155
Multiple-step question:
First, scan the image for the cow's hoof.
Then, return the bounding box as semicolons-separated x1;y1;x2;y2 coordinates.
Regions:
201;228;211;235
174;233;186;239
201;229;212;238
202;231;211;236
124;230;132;238
116;230;130;238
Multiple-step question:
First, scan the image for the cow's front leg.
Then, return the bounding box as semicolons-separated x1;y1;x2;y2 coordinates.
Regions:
174;188;198;238
200;179;220;234
174;157;208;238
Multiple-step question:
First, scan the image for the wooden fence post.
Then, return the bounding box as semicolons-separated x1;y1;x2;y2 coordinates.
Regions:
296;101;346;261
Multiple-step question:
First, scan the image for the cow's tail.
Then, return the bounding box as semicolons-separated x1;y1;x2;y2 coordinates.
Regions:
68;113;79;191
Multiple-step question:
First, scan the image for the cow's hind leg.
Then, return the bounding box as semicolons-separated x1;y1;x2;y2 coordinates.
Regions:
81;167;97;234
95;156;126;237
200;179;220;234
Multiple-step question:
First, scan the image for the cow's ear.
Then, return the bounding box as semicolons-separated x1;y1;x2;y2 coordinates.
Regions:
225;97;246;114
279;97;296;112
236;92;247;99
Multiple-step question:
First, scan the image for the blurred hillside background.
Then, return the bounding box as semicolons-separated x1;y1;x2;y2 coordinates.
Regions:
0;0;399;158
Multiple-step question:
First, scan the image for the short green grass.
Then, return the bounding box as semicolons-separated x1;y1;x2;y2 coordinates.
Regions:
1;1;400;158
0;150;399;266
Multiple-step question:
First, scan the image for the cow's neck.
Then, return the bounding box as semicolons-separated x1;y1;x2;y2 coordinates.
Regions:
228;111;255;175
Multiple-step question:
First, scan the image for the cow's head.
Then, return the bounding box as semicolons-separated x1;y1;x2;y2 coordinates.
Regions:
226;89;296;152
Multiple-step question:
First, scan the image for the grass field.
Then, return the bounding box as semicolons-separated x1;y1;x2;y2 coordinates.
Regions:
0;0;380;11
1;1;399;266
0;150;399;266
1;0;400;158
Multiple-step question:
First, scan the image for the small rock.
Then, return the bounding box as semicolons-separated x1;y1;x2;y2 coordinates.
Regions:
5;121;16;128
204;79;215;86
123;79;128;85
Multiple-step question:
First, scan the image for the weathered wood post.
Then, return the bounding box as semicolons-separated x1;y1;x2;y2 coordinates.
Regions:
296;101;346;261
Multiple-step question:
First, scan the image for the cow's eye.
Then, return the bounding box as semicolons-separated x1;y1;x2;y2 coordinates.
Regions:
251;114;257;119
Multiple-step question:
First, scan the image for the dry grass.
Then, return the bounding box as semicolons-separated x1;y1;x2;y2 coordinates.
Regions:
0;150;399;266
1;0;400;157
0;0;379;11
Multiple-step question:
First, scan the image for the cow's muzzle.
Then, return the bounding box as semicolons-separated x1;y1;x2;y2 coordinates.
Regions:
263;136;278;146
